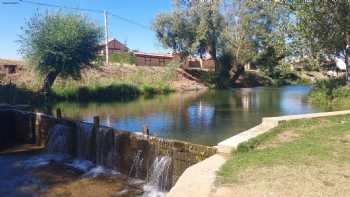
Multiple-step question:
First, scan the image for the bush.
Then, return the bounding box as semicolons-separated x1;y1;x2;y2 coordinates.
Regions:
309;78;349;106
109;52;136;64
312;78;346;96
304;59;320;71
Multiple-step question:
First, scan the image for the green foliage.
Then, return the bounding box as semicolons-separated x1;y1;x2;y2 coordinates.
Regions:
109;52;136;64
312;79;346;96
52;83;141;102
19;12;103;92
227;1;290;68
304;59;320;72
254;46;283;77
292;1;350;77
309;78;349;106
153;0;226;69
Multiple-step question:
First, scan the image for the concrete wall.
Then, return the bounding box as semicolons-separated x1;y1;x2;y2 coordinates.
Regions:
0;107;217;189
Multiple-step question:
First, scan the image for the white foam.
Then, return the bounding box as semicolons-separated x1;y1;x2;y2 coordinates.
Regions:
66;159;94;172
83;166;120;178
142;185;167;197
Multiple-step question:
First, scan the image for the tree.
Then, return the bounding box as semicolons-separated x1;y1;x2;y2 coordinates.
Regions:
153;0;226;72
19;12;103;94
224;0;290;80
291;0;350;80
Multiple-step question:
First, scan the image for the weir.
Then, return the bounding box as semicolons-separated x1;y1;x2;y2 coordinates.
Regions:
0;105;217;192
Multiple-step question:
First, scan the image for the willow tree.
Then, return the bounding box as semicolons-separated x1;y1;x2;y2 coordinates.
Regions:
19;12;103;94
228;1;290;73
292;0;350;80
153;0;226;72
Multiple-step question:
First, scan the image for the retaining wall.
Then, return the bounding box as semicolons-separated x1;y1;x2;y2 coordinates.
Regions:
0;106;216;189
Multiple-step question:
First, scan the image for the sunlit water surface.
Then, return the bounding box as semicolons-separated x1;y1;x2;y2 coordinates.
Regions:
49;85;330;145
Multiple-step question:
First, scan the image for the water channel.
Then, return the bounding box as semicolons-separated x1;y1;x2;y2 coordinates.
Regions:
0;85;341;196
49;85;330;146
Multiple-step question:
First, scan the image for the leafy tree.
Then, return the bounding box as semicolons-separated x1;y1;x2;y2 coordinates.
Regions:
19;12;103;94
224;0;290;81
153;0;226;72
291;0;350;79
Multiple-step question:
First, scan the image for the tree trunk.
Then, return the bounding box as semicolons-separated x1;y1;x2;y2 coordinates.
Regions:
345;35;350;81
41;71;59;95
230;64;245;84
345;51;349;81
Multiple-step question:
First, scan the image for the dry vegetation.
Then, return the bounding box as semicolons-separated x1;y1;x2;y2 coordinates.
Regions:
215;115;350;197
0;58;206;102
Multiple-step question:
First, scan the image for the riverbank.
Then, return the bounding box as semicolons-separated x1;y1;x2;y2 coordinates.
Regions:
0;58;206;103
167;110;350;196
308;78;350;108
214;114;350;196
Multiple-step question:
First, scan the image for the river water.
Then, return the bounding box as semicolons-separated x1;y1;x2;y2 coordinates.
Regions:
50;85;329;145
0;85;335;196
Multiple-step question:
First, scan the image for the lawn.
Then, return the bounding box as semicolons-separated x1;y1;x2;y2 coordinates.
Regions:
215;115;350;196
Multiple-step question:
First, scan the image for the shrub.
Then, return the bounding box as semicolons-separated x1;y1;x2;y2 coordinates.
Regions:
109;52;136;64
309;78;349;106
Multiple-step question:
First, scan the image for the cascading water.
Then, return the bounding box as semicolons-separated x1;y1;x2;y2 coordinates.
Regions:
96;128;119;169
76;122;93;160
46;121;174;196
47;124;72;155
129;150;144;178
148;156;172;191
143;156;172;197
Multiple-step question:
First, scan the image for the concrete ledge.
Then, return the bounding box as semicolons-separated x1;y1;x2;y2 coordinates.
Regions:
217;110;350;153
167;154;226;197
167;110;350;197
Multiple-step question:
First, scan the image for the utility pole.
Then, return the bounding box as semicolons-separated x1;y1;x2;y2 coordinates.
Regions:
104;10;109;65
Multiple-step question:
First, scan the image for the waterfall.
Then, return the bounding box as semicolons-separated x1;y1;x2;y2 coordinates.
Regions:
47;124;72;155
76;123;93;160
147;156;172;191
96;128;119;169
129;150;144;178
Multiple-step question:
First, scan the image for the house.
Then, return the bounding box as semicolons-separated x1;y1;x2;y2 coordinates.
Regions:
185;55;215;70
3;64;17;74
98;38;129;55
133;52;174;66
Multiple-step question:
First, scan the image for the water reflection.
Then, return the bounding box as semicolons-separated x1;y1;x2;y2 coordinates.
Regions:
50;85;328;145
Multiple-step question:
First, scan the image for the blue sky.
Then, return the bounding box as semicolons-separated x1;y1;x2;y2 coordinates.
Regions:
0;0;172;59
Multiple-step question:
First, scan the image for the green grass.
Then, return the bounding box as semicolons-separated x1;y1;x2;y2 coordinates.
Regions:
95;52;136;64
308;78;350;107
217;115;350;184
0;60;182;103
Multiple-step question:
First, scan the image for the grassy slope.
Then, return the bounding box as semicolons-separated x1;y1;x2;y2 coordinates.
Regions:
216;115;350;195
0;59;206;102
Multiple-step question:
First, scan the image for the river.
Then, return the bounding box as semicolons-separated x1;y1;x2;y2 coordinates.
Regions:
48;85;329;146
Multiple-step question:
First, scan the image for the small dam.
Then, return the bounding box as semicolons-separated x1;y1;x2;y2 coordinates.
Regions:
0;105;217;195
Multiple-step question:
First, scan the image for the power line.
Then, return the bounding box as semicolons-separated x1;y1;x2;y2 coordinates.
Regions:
3;0;150;30
19;0;103;13
109;13;150;30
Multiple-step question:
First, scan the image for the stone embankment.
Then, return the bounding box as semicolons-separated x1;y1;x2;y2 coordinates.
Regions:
167;110;350;197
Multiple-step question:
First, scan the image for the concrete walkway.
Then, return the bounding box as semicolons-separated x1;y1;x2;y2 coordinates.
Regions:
166;110;350;197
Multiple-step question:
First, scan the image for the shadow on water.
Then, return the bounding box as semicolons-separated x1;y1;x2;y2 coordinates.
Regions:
41;85;333;146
